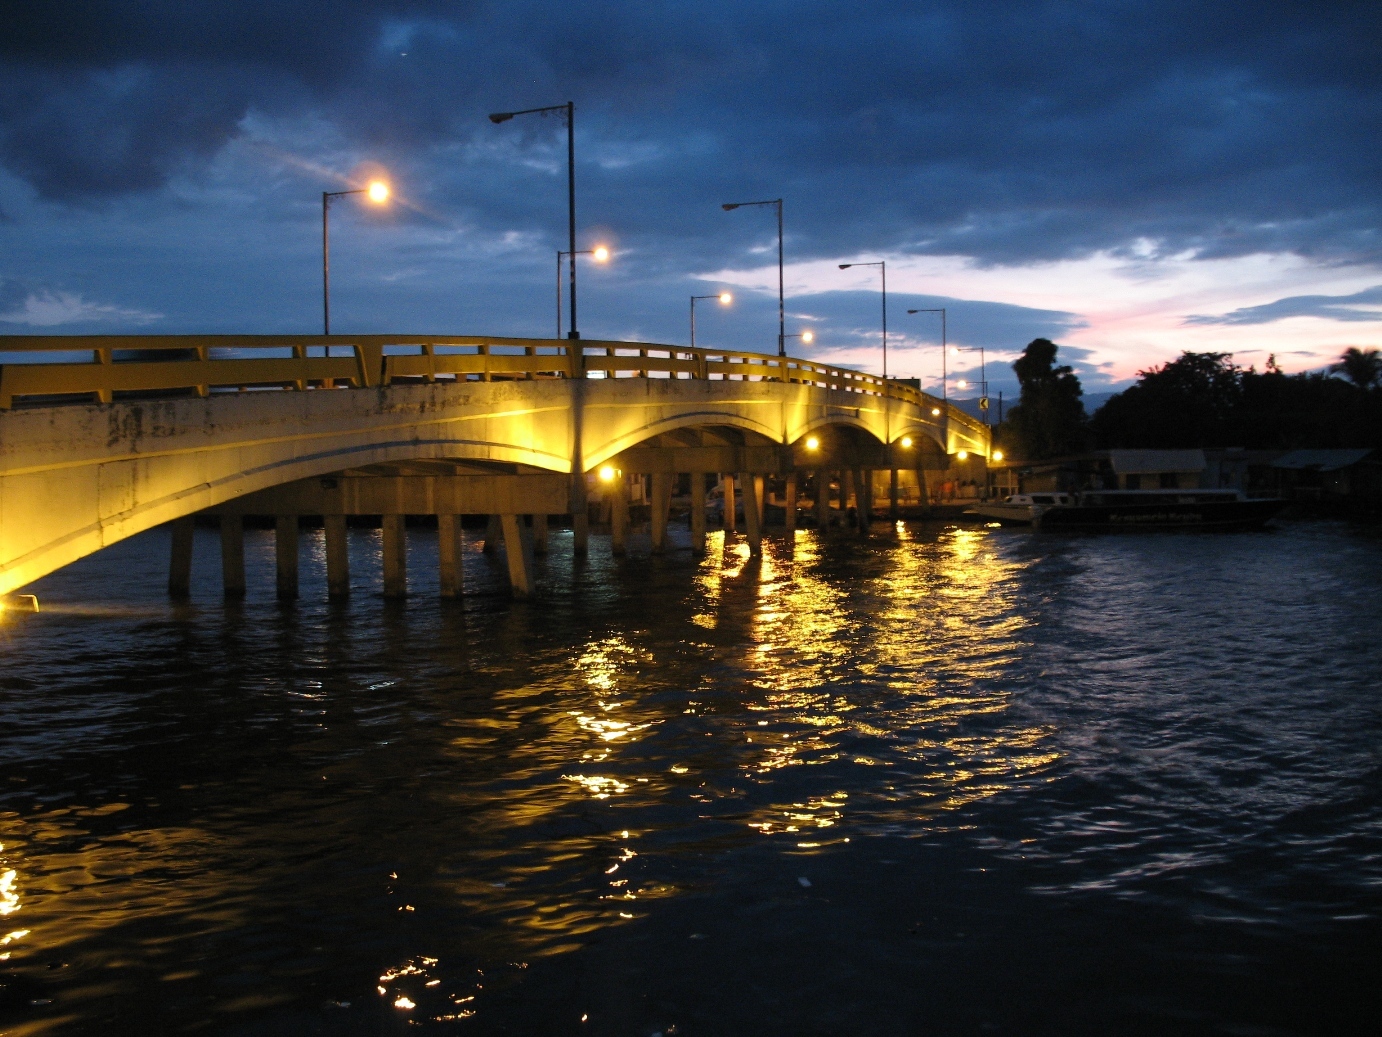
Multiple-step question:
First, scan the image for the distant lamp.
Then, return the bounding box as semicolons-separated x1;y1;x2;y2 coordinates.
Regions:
801;330;814;343
993;450;1004;462
718;292;732;304
805;435;820;451
957;379;968;389
593;246;611;262
367;180;390;203
598;465;618;483
931;407;941;416
957;450;969;461
900;436;913;448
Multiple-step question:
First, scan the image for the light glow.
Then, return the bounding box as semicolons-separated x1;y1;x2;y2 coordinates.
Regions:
993;450;1004;461
957;450;969;460
593;246;611;262
932;407;941;416
956;379;968;389
718;292;732;304
805;436;820;451
598;465;617;483
801;330;814;343
367;181;390;203
900;436;913;448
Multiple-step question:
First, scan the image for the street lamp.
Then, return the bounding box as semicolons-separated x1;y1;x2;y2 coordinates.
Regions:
947;342;989;423
490;102;585;338
556;246;611;338
322;179;389;335
690;292;732;348
906;307;947;404
839;260;887;379
721;198;784;356
783;329;815;345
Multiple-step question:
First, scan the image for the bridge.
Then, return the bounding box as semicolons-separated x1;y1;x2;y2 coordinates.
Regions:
0;334;991;600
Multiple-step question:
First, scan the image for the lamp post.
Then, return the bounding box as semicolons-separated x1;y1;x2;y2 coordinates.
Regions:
721;198;784;356
839;260;887;379
906;307;948;404
948;342;989;423
690;292;732;348
490;102;583;338
783;330;815;345
322;179;389;335
557;246;610;338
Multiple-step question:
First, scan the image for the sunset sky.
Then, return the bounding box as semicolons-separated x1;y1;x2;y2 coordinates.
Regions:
2;1;1378;402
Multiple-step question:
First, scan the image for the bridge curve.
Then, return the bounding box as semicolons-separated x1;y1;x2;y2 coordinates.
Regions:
0;334;991;595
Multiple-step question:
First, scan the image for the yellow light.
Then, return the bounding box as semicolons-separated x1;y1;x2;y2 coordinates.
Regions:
901;436;913;448
598;465;617;483
992;450;1004;461
949;346;960;356
957;379;968;389
931;407;941;416
805;436;820;451
718;292;732;304
593;246;610;262
367;181;390;203
957;450;969;461
801;330;814;343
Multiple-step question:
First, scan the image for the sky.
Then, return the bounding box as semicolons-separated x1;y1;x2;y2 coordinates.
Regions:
1;1;1379;402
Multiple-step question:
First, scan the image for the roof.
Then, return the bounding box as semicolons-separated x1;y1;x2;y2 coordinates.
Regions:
1108;449;1206;475
1270;448;1374;472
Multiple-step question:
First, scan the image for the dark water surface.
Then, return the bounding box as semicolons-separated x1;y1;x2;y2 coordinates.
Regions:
2;520;1381;1035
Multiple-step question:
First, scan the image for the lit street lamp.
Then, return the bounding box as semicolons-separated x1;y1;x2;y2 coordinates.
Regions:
322;179;390;335
690;292;732;348
948;342;989;423
839;260;887;378
784;329;815;345
722;198;785;356
557;246;610;338
490;102;586;338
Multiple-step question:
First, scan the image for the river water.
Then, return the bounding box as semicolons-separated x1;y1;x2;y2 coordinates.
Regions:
1;519;1380;1035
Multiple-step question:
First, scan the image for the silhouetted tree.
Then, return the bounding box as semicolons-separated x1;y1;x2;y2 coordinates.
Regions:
1330;347;1382;390
1000;338;1085;459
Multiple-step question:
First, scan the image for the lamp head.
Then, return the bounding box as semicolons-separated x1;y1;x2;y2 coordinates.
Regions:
957;379;968;389
805;436;820;451
801;330;814;343
489;112;515;124
901;436;914;448
598;465;617;483
931;407;941;416
838;263;852;269
992;450;1004;461
718;292;732;304
721;203;739;211
592;246;610;262
367;180;390;203
907;308;919;314
957;450;969;461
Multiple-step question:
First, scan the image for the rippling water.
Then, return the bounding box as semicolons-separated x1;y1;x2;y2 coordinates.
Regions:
2;520;1380;1035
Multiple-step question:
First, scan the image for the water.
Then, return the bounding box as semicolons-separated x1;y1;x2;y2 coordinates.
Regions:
2;520;1381;1035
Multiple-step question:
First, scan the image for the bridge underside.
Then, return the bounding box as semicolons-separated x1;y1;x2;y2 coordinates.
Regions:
1;370;989;597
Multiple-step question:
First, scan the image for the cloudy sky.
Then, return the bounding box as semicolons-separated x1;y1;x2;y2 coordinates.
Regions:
2;1;1379;400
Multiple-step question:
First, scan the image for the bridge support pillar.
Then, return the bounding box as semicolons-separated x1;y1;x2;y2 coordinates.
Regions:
650;472;672;554
889;468;899;520
275;516;299;600
572;470;589;556
438;513;464;598
815;471;830;528
532;514;549;555
220;516;245;598
483;514;502;554
722;474;737;532
839;470;852;527
690;474;707;554
740;472;762;556
500;514;534;597
168;517;194;598
382;515;407;598
611;476;629;555
858;469;871;535
325;515;350;598
784;473;798;534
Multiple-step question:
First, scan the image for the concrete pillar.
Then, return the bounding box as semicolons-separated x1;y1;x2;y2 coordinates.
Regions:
483;513;503;554
722;474;737;532
690;474;707;554
438;513;464;598
611;476;629;555
500;514;534;597
815;471;831;528
650;472;672;554
325;514;350;598
840;470;853;525
784;473;798;533
532;513;549;555
740;472;762;556
220;515;246;598
382;514;407;598
275;515;299;600
858;469;872;533
890;468;900;520
571;472;589;556
168;517;194;598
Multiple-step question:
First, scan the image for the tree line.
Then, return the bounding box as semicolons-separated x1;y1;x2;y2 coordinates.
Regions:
994;341;1382;461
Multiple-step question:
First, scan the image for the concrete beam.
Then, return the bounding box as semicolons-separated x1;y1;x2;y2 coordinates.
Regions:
207;473;571;518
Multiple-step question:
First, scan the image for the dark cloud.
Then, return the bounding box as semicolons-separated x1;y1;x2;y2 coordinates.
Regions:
1184;285;1382;325
0;0;1379;267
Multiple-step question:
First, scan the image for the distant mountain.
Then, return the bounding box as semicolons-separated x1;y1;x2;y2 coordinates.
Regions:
948;390;1121;422
1081;391;1118;414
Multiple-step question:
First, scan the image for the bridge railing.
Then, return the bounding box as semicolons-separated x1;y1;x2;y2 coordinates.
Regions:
0;333;985;439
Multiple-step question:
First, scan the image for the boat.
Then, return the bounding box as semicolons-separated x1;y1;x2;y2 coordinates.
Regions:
965;492;1074;525
1031;488;1285;531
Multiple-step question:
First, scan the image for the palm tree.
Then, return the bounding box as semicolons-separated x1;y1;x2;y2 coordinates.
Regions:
1330;347;1382;389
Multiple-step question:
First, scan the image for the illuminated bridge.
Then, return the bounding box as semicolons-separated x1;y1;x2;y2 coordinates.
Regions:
0;335;991;600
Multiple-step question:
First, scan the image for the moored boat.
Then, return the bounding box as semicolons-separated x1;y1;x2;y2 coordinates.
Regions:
965;492;1074;525
1032;488;1285;531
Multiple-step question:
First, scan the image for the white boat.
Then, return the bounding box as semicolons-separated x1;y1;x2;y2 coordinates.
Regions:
965;492;1074;525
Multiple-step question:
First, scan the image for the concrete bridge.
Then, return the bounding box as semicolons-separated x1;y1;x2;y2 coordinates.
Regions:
0;334;991;600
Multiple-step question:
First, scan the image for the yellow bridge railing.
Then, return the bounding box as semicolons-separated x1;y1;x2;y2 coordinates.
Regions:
0;333;986;440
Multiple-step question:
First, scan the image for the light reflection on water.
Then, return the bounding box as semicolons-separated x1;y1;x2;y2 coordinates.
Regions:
1;520;1381;1032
